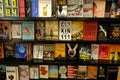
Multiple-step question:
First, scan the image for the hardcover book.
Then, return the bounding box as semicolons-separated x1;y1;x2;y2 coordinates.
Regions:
59;21;71;41
45;21;58;40
31;0;38;17
3;0;19;17
0;65;6;79
22;21;34;40
19;0;25;17
25;0;31;17
38;0;52;17
49;65;58;78
59;65;67;79
26;43;33;61
87;66;97;79
30;65;39;79
77;66;87;79
0;0;4;17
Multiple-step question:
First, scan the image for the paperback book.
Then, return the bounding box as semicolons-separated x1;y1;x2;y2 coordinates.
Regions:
77;66;87;79
59;65;67;79
25;0;32;17
49;65;58;78
31;0;38;17
0;0;4;17
0;65;6;79
30;65;39;79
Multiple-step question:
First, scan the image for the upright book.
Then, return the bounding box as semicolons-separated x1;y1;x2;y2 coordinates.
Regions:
0;43;3;59
31;0;38;17
0;65;6;80
30;65;39;79
25;0;32;17
49;65;58;78
59;65;67;79
19;0;25;17
77;66;87;79
26;43;33;61
0;0;4;17
87;66;97;79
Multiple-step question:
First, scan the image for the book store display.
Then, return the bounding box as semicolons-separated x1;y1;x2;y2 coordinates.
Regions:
1;0;120;80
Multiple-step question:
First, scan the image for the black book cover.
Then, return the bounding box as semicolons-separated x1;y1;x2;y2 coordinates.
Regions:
25;0;32;17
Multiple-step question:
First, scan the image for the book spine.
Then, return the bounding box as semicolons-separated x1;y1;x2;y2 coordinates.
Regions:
19;0;25;17
32;0;38;17
0;0;4;17
25;0;32;17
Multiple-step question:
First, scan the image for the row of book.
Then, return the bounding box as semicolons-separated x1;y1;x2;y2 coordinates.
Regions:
0;64;120;80
0;0;120;18
1;20;120;41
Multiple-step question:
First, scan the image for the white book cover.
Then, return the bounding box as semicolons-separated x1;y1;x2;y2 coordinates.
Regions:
91;44;99;60
0;0;4;17
30;66;39;79
40;65;49;79
38;0;52;17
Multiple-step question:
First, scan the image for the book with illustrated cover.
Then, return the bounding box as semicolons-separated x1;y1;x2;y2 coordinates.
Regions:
0;0;4;17
3;0;19;17
43;44;54;60
57;5;67;17
0;21;11;40
39;65;49;79
83;0;93;17
67;0;83;17
54;43;66;60
0;65;6;80
45;21;58;40
59;65;67;79
26;43;33;61
83;21;98;41
87;66;97;79
25;0;31;17
22;21;34;40
59;21;71;41
11;21;21;39
71;21;83;41
56;0;66;5
77;66;87;79
35;21;45;40
38;0;52;17
31;0;38;17
49;65;58;78
0;43;3;59
30;65;39;79
19;0;25;17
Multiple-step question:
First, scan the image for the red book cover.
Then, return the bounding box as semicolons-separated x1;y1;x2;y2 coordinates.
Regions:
19;0;25;17
83;21;98;41
0;43;3;59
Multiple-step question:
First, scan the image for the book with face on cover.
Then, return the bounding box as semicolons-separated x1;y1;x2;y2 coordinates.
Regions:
59;65;67;79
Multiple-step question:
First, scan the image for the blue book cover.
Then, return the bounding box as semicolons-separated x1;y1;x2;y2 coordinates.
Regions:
22;21;35;40
32;0;38;17
15;43;26;58
3;0;19;17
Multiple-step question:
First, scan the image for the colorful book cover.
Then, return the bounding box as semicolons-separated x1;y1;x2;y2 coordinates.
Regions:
3;0;19;17
71;21;83;41
38;0;52;17
83;0;93;17
30;65;39;79
0;65;6;79
26;43;33;61
87;66;97;79
35;21;45;40
43;44;54;60
67;0;83;17
83;21;98;41
0;43;3;59
0;21;11;40
25;0;31;17
93;0;106;17
45;21;58;40
22;21;34;40
39;65;49;79
59;65;67;79
59;21;71;41
19;65;29;80
0;0;4;17
77;66;87;79
66;43;78;61
117;66;120;80
57;5;67;17
19;0;25;17
49;65;58;78
15;43;26;58
11;21;21;39
32;0;38;17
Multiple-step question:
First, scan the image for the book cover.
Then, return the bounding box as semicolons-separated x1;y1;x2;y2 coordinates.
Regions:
54;43;66;60
26;43;33;61
56;0;66;5
43;44;54;60
0;43;3;59
45;21;58;40
25;0;31;17
77;66;87;79
59;21;71;41
0;0;4;17
117;66;120;80
0;21;11;40
30;65;39;79
19;65;29;80
3;0;19;17
19;0;25;17
83;0;93;17
22;21;34;40
87;66;97;79
11;21;21;39
31;0;38;17
93;0;106;17
71;21;83;41
38;0;52;17
35;21;45;40
57;5;67;17
49;65;58;78
59;65;67;79
15;43;26;59
66;43;78;61
39;65;49;79
67;0;83;17
0;65;6;79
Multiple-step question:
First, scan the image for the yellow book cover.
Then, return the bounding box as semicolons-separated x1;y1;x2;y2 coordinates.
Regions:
117;66;120;80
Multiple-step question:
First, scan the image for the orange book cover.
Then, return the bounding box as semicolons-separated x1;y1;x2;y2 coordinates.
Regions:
87;66;97;79
117;66;120;80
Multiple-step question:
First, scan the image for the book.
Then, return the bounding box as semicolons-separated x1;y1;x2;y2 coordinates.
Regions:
39;65;49;79
45;21;58;40
30;65;39;79
19;0;25;17
49;65;58;78
59;65;67;79
0;21;11;40
57;5;67;17
0;65;6;79
31;0;38;17
87;66;97;79
38;0;52;17
59;21;71;41
11;21;21;39
77;66;87;79
0;0;4;17
83;0;93;17
56;0;66;5
67;0;83;17
22;21;34;40
26;43;33;61
43;44;54;60
3;0;19;17
0;43;3;59
93;0;106;17
25;0;31;17
83;21;98;41
71;21;83;41
117;66;120;80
